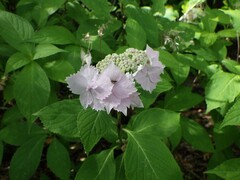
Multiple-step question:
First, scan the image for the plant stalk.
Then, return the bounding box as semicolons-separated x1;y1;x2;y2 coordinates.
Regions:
117;112;124;145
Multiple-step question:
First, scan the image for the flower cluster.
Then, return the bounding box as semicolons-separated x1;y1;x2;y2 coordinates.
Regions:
66;45;165;115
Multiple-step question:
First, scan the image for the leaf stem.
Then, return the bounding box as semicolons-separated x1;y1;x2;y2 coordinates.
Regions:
117;112;124;145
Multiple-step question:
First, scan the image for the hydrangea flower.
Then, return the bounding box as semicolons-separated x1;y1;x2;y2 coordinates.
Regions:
66;45;164;115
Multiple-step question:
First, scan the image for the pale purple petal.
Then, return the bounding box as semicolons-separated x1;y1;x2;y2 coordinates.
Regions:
134;66;158;92
66;72;87;95
113;76;136;99
129;92;143;108
114;92;143;115
145;45;165;68
80;91;93;108
101;63;123;82
94;73;113;100
103;94;121;113
148;66;161;83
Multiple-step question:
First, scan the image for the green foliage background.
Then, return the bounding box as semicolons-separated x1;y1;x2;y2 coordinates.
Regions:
0;0;240;179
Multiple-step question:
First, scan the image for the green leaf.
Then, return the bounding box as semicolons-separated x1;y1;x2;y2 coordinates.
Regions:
0;122;46;146
14;62;50;122
205;71;240;112
213;125;239;151
35;99;82;138
43;59;75;83
1;106;23;125
222;10;240;31
115;155;126;180
9;135;46;180
169;125;182;150
33;0;66;27
217;29;237;38
220;99;240;128
164;86;203;111
75;149;115;180
125;5;159;46
139;75;173;108
5;52;31;73
47;139;71;180
130;108;180;138
0;10;34;53
206;158;240;180
126;18;146;49
159;49;189;85
80;0;112;18
151;0;167;14
77;109;114;153
124;130;182;180
181;117;214;152
33;44;66;60
200;32;218;47
174;53;209;73
207;152;228;180
32;26;75;45
64;45;82;71
0;141;3;165
222;59;240;74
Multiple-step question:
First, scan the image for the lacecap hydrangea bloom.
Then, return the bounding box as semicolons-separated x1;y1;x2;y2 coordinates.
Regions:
66;45;165;115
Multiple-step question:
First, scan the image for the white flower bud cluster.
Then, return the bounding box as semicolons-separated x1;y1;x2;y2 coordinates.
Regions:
96;48;149;73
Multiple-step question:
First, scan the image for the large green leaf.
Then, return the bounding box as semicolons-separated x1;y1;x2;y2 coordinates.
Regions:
5;52;31;73
205;71;240;112
43;59;75;83
0;10;33;53
125;18;146;49
129;108;180;138
77;109;114;154
75;149;115;180
164;86;203;111
174;53;209;73
35;99;82;138
159;49;189;85
9;135;46;180
206;158;240;180
33;0;66;27
181;118;214;152
64;45;82;71
124;130;182;180
222;10;240;31
220;99;240;128
125;5;159;46
32;26;75;45
33;44;66;60
0;122;46;146
14;62;50;122
47;139;71;180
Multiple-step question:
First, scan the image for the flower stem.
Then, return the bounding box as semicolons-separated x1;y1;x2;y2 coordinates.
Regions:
117;112;123;146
